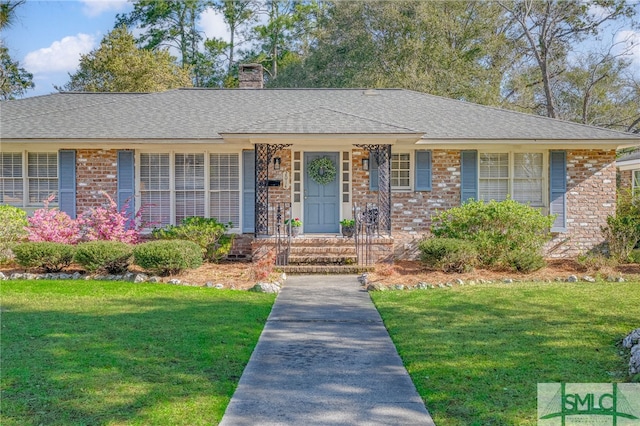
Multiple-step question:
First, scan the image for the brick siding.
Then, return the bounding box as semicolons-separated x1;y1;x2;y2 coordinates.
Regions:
76;149;118;212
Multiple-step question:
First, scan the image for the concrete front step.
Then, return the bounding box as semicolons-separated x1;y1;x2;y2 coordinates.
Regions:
288;255;358;265
276;265;374;274
289;246;356;255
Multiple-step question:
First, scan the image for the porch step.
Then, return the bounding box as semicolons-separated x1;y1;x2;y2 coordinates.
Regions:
285;237;357;267
288;255;358;265
276;265;374;274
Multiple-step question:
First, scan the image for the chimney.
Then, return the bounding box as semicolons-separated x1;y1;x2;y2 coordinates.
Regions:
238;63;264;89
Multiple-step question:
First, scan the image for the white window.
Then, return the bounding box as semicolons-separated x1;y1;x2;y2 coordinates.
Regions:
140;153;171;226
0;152;57;207
139;152;240;228
391;153;411;189
479;152;544;207
633;170;640;196
175;153;205;222
210;153;240;226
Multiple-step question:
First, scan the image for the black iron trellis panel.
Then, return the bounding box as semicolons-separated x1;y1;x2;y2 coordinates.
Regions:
354;144;392;235
255;143;292;236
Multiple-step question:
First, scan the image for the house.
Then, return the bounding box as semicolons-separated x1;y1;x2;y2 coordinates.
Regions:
2;64;639;262
617;150;640;195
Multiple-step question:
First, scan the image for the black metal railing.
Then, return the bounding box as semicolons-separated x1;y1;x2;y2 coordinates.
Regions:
354;203;379;266
273;202;292;266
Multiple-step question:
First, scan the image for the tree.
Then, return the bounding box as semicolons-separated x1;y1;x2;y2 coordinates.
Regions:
116;0;211;85
271;1;513;105
57;26;192;93
0;0;33;99
499;0;636;118
0;44;33;100
0;0;24;29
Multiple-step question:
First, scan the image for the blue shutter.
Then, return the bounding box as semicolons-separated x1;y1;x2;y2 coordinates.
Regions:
549;150;567;232
58;150;76;218
117;150;135;219
243;150;255;233
415;150;432;191
460;150;478;203
369;154;379;191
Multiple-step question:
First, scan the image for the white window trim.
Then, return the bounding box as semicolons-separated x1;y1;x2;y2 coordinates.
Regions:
135;150;242;232
633;170;640;195
477;150;549;209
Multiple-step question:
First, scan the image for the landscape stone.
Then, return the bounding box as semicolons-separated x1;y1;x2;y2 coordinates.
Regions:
149;276;161;283
205;282;214;288
623;328;640;349
582;275;596;283
249;282;280;293
503;278;513;284
393;284;405;290
133;274;148;284
0;272;7;280
214;284;225;289
10;273;24;279
168;279;181;285
123;272;135;282
416;282;429;290
72;272;82;280
567;275;578;282
454;278;464;285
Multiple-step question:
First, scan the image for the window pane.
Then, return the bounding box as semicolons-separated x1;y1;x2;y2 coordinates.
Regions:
175;153;205;190
513;153;543;206
480;179;508;201
480;153;508;178
0;153;23;205
141;190;171;226
176;190;205;222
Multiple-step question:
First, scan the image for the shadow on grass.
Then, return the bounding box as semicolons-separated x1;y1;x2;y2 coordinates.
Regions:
1;282;275;426
372;283;640;426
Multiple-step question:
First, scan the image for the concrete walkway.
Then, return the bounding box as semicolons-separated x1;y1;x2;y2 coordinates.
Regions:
219;275;435;426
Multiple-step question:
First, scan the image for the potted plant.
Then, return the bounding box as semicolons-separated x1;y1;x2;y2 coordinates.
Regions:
340;218;355;237
285;217;302;237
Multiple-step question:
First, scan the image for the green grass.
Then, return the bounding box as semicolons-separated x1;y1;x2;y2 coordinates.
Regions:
0;280;275;426
371;281;640;426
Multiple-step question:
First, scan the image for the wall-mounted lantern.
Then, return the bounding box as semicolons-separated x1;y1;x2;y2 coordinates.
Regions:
273;157;281;170
362;158;370;171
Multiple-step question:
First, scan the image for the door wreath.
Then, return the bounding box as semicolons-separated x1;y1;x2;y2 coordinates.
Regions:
308;156;336;185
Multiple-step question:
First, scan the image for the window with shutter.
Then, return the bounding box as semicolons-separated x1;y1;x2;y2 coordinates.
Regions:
479;152;544;207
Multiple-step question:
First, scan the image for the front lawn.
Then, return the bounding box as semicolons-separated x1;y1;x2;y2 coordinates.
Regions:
0;280;275;426
371;281;640;426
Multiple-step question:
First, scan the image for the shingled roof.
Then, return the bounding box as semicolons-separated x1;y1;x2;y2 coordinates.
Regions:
2;88;639;143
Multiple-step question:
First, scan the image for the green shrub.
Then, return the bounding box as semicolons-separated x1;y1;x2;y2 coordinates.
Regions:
577;252;619;270
74;241;133;274
13;242;76;272
628;249;640;264
133;240;203;276
601;190;640;262
152;217;234;262
419;237;477;273
0;205;28;264
431;199;554;272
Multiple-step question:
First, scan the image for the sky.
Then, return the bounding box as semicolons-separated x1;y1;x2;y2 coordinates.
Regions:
2;0;640;99
2;0;231;97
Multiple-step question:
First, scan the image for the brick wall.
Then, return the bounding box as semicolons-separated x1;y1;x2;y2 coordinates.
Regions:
547;149;616;258
619;169;632;190
76;149;119;212
353;148;617;260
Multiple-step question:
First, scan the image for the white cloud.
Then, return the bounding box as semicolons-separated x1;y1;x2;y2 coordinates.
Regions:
80;0;129;18
614;30;640;66
24;33;97;74
199;7;230;42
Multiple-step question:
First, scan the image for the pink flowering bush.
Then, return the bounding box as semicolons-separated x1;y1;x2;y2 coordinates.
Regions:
26;192;144;245
26;195;82;244
80;193;141;244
